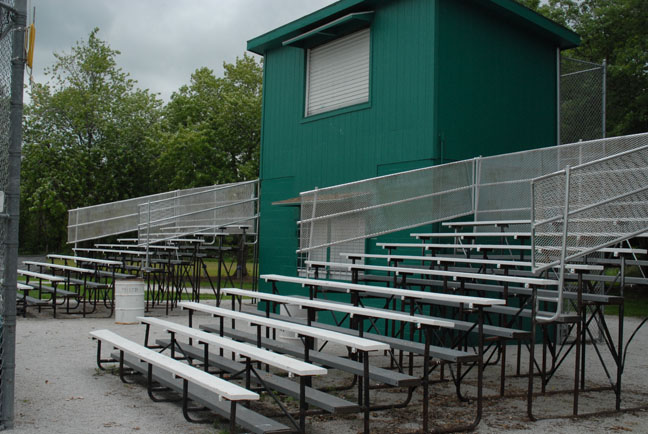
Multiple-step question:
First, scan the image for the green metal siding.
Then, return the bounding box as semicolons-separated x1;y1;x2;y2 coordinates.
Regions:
258;0;437;282
256;0;565;283
436;0;558;161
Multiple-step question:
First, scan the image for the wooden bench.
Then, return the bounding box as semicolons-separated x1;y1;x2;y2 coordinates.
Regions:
140;316;328;432
90;329;266;433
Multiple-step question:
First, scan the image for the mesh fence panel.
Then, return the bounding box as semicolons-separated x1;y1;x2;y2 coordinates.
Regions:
476;133;648;223
532;135;648;271
138;180;258;243
560;57;605;145
68;185;222;243
298;159;475;260
0;0;13;291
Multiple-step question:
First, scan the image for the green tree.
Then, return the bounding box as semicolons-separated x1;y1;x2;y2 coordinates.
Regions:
21;28;163;252
157;54;262;190
517;0;648;136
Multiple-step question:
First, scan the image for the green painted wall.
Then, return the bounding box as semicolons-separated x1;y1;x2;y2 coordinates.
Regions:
436;0;558;162
257;0;561;287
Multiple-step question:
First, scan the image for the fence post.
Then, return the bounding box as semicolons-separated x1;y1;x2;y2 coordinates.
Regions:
473;156;482;221
556;47;561;145
556;166;572;317
602;59;607;139
1;0;26;428
145;200;151;269
530;181;536;269
307;188;318;264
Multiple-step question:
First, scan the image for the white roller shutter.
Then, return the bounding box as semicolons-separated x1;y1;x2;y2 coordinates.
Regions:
306;28;370;117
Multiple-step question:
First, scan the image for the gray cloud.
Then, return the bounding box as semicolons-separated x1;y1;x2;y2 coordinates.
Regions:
29;0;336;100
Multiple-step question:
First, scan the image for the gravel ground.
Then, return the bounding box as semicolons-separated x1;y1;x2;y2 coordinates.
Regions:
10;300;648;434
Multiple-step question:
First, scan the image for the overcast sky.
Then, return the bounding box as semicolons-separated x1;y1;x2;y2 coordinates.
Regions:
29;0;338;101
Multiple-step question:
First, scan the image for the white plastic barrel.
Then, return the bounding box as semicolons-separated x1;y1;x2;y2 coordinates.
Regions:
114;279;145;324
278;304;310;341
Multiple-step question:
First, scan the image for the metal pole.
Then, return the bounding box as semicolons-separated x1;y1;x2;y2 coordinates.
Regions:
602;59;607;139
556;47;561;145
473;157;481;221
2;0;26;428
145;200;151;269
554;167;571;319
306;188;318;264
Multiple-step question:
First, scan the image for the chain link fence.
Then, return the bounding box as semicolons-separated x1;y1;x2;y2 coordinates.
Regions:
560;57;606;144
0;0;24;429
0;3;11;428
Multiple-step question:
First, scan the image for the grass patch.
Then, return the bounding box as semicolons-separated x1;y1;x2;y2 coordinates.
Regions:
603;285;648;317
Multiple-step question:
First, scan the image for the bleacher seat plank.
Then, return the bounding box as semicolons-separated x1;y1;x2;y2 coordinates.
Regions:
91;329;257;401
139;316;327;377
115;351;291;434
262;273;507;306
257;312;478;364
157;339;359;415
200;325;420;388
179;301;391;352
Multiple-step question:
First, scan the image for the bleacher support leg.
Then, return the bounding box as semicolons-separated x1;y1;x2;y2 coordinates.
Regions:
527;287;537;421
422;327;430;433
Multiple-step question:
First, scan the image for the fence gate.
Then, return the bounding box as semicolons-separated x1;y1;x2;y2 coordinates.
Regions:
0;0;25;429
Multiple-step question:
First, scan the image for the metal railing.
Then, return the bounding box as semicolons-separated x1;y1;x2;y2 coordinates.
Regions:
298;133;648;263
137;180;259;248
298;159;476;261
67;185;219;244
531;142;648;321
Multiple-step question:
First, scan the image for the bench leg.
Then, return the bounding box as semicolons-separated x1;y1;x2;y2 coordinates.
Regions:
147;364;181;403
93;340;117;370
230;401;238;434
180;379;212;424
118;351;138;384
363;351;370;434
299;376;306;433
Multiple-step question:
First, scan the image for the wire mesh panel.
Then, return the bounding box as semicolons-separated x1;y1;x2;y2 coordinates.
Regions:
298;159;475;261
68;185;220;243
476;133;648;223
560;57;605;144
0;0;14;300
532;135;648;271
138;180;258;244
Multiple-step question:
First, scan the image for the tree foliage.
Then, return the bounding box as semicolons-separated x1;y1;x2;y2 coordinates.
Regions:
157;55;262;190
21;29;263;253
21;29;163;252
517;0;648;136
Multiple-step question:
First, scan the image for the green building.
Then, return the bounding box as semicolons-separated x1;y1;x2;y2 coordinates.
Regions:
247;0;579;283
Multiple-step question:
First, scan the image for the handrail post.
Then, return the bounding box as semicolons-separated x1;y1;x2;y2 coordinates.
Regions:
473;156;482;221
146;200;151;269
307;188;318;264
